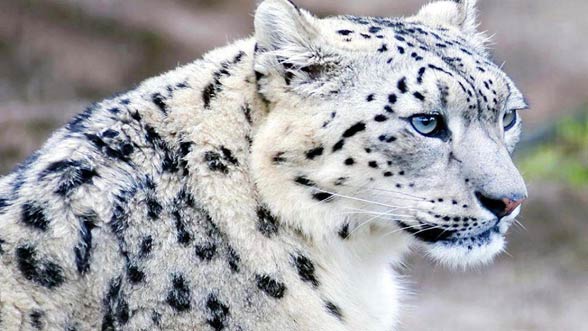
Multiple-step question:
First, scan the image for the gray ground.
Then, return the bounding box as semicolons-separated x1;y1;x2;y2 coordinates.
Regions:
1;1;587;330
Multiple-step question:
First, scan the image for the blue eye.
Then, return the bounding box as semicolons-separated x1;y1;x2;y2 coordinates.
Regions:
503;110;517;130
410;114;446;137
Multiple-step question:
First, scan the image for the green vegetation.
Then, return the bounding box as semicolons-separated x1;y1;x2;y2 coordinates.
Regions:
518;108;588;186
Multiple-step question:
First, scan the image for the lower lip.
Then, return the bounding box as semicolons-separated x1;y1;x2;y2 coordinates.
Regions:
441;225;499;246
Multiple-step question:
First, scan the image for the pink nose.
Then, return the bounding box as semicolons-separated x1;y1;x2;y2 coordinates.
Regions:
476;192;526;218
503;198;525;216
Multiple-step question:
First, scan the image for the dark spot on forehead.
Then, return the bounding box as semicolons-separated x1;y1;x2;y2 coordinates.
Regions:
388;94;397;104
397;78;408;93
374;114;388;122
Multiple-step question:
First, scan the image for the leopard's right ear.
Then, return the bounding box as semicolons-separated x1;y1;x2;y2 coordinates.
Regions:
254;1;341;100
254;0;317;53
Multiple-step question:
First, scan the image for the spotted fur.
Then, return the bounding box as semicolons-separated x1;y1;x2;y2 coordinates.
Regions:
0;1;527;330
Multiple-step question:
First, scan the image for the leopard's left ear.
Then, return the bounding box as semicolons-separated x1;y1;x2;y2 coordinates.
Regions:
412;0;479;36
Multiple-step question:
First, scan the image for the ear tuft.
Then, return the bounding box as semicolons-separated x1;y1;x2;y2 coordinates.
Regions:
413;0;479;36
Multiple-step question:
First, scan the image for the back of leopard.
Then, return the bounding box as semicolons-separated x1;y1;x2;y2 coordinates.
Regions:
0;1;528;330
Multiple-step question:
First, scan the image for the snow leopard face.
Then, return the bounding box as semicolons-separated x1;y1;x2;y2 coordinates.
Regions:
252;0;528;268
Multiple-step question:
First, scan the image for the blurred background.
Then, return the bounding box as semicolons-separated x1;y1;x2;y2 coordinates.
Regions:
0;0;586;330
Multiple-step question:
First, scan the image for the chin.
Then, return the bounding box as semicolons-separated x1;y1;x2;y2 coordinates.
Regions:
424;230;506;269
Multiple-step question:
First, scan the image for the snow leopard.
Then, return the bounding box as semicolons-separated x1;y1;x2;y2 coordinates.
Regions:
0;0;528;330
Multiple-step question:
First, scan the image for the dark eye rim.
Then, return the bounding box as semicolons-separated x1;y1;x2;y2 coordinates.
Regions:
409;113;448;138
503;109;518;131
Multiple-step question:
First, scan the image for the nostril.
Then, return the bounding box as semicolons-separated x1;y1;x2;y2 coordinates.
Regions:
475;191;508;218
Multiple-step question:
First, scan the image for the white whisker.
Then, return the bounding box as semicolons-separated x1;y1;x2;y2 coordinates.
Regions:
343;185;427;201
314;189;423;211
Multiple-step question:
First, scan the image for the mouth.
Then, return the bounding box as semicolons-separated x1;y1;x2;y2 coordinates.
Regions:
396;216;518;250
397;216;517;268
